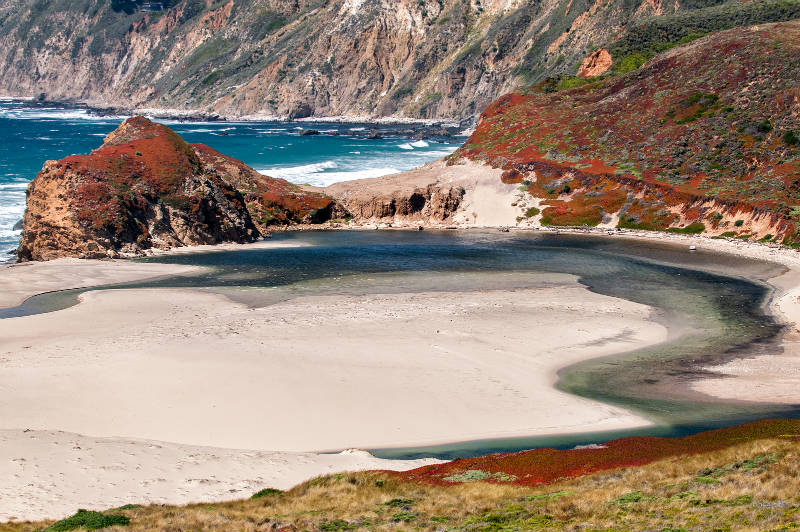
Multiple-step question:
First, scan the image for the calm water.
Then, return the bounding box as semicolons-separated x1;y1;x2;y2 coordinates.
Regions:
3;230;798;458
0;98;461;261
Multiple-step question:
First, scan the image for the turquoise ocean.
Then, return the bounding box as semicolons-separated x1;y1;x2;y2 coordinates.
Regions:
0;98;462;262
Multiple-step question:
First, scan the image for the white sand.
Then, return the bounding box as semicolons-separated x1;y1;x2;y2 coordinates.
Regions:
0;429;442;522
0;258;201;308
0;239;306;308
0;268;666;520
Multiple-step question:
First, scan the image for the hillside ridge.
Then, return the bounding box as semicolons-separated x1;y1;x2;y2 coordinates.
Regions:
3;0;799;120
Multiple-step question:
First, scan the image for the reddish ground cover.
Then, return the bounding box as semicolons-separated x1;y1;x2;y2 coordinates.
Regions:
454;21;800;242
192;143;337;225
394;419;800;487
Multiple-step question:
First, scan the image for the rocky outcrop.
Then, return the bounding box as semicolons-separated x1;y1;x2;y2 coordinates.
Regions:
336;183;464;222
17;117;340;261
323;160;517;227
578;48;612;78
190;143;345;232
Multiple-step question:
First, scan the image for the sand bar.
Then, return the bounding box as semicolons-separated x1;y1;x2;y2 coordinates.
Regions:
0;265;667;520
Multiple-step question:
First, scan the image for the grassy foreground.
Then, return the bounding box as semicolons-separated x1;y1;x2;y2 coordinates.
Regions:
3;420;799;532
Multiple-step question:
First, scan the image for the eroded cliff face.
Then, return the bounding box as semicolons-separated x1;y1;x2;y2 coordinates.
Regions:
17;116;339;260
0;0;687;120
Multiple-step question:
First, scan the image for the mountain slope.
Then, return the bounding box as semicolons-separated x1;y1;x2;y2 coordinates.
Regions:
452;19;800;242
2;0;785;120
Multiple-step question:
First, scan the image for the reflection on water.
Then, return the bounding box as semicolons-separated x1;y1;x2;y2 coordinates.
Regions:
2;230;798;458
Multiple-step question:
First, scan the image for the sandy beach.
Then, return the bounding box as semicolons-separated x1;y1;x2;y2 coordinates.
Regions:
0;255;667;520
2;229;799;521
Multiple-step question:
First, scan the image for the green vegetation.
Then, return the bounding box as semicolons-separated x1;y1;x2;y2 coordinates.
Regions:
784;130;799;146
251;488;283;499
45;510;129;531
201;70;221;86
525;207;541;217
443;470;518;483
667;222;706;234
250;9;287;41
391;86;414;100
608;0;800;74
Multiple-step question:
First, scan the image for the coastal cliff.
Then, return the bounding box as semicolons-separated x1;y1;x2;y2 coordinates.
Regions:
5;0;798;120
330;20;800;243
17;116;338;260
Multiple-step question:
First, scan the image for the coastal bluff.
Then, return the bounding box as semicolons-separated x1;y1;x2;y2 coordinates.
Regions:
17;117;339;261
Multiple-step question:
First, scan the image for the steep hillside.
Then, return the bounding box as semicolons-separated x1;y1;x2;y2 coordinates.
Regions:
17;116;338;260
4;0;792;120
452;19;800;242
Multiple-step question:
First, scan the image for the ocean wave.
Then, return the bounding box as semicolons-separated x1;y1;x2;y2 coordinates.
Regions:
257;160;338;178
257;160;400;187
0;182;29;190
0;228;22;238
0;108;124;121
398;143;414;150
420;147;459;158
410;140;429;148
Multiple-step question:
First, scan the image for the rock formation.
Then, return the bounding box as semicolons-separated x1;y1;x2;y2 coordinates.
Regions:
17;117;339;261
577;49;612;78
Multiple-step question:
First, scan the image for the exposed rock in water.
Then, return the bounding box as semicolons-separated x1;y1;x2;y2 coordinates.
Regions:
298;129;320;136
578;49;613;78
17;116;342;261
12;219;23;231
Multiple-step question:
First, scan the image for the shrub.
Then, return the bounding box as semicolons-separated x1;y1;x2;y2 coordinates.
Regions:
391;86;413;99
612;491;649;505
251;487;283;499
615;52;650;73
201;70;221;86
525;207;540;217
443;469;518;482
45;510;130;531
385;498;415;508
391;511;417;522
784;130;799;146
734;219;744;227
319;520;356;531
667;222;705;234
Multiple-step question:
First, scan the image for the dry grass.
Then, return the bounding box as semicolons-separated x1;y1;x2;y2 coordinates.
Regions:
4;437;799;532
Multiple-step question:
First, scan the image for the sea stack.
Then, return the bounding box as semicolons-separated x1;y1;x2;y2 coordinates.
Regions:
17;117;340;261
